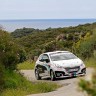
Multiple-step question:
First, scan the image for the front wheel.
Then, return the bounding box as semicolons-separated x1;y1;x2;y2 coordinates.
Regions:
50;70;55;81
82;68;86;75
35;69;41;80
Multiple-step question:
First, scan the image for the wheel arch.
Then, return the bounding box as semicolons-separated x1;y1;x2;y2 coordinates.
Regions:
50;69;55;76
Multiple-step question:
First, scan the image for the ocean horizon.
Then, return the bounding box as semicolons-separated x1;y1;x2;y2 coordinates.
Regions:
0;19;96;32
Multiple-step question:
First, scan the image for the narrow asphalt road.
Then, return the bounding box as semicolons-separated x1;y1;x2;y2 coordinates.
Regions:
20;68;94;96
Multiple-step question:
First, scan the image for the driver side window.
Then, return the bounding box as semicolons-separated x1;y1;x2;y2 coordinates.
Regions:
39;54;43;61
39;54;49;62
42;54;49;60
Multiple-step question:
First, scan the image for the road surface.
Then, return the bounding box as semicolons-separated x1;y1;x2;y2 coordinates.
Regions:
20;68;94;96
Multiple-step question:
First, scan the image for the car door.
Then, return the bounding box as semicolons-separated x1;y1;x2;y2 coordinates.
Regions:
37;54;50;76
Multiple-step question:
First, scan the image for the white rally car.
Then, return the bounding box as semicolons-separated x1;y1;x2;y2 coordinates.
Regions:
34;51;86;81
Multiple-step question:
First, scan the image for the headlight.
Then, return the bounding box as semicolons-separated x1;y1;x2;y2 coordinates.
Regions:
80;60;85;67
80;63;85;67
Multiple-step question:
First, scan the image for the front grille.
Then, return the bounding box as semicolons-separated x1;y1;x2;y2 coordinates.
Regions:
65;66;80;73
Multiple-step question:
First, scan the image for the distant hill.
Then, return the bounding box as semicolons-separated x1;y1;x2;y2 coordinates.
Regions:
11;27;42;38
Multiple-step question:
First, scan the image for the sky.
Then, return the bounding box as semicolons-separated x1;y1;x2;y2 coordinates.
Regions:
0;0;96;19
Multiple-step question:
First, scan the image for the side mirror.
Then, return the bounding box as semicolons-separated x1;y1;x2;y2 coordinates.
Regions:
40;59;44;62
45;59;50;63
40;59;50;63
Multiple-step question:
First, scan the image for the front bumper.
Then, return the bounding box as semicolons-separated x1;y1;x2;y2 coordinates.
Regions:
54;67;86;78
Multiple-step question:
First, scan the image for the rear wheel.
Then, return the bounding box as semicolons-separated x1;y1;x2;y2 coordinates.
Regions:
50;70;55;81
35;69;41;80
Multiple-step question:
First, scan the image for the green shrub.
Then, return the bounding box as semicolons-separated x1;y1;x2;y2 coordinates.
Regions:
0;64;5;90
73;32;96;59
0;30;26;70
79;71;96;96
79;55;96;96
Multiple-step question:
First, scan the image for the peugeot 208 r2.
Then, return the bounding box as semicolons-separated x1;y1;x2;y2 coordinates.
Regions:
34;51;86;81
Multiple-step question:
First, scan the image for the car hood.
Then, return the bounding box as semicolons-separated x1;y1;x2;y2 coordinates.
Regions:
52;58;83;68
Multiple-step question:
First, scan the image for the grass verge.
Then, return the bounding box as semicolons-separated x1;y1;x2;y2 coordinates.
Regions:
79;70;96;96
79;56;96;96
17;60;35;70
1;70;60;96
84;57;96;68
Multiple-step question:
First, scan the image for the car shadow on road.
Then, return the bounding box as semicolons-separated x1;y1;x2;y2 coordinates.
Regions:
42;76;77;81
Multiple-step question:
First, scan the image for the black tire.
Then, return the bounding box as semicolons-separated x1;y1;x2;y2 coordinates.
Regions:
82;68;86;75
50;70;55;81
35;69;41;80
83;69;86;76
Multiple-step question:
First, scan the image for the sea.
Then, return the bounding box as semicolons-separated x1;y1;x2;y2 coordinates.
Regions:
0;19;96;32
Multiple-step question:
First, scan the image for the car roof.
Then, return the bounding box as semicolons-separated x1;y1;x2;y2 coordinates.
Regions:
44;51;71;55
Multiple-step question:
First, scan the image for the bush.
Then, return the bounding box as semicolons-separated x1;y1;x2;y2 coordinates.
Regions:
18;49;26;63
79;55;96;96
73;32;96;59
0;30;26;70
0;30;27;92
0;64;5;90
2;52;19;70
79;71;96;96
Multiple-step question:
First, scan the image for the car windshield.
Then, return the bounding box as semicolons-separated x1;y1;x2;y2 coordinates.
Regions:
50;53;77;61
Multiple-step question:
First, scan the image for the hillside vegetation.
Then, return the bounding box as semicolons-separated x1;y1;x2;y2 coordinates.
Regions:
11;23;96;60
